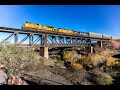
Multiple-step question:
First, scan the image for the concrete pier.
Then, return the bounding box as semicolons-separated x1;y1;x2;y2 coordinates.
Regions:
97;41;102;48
85;46;93;53
40;47;48;59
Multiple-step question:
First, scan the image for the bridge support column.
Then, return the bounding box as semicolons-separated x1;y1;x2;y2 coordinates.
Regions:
97;41;102;48
40;47;48;59
14;33;18;45
85;46;93;53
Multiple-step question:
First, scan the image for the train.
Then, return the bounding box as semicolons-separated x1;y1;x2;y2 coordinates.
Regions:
22;22;112;40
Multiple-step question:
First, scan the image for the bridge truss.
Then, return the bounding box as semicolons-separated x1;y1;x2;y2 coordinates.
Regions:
0;27;110;48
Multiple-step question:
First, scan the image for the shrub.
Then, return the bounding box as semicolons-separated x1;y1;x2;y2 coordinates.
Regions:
56;55;61;61
66;69;89;85
55;60;65;68
0;43;42;75
89;71;113;85
71;63;83;71
79;54;119;70
63;50;82;64
116;39;120;42
105;56;119;66
63;51;74;64
80;54;106;68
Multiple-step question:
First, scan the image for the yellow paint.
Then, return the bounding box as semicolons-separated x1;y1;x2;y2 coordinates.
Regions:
58;28;77;35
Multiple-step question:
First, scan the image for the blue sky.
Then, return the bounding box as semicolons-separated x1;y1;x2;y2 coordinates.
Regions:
0;5;120;44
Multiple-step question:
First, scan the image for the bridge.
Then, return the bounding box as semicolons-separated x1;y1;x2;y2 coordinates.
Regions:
0;27;111;59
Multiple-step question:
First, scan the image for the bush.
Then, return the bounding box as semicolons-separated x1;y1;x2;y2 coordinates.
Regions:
80;54;106;68
63;51;74;63
0;43;42;75
89;71;113;85
105;56;119;66
71;63;83;71
56;55;61;61
63;50;82;64
79;54;119;70
115;39;120;43
55;60;65;68
66;69;89;85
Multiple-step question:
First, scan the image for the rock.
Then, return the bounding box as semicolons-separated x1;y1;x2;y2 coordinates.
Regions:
0;69;8;85
7;75;28;85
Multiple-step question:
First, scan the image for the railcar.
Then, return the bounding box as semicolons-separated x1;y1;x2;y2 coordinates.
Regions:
88;32;102;38
22;22;56;32
42;26;56;32
102;35;112;39
22;22;42;30
78;32;89;37
57;28;77;35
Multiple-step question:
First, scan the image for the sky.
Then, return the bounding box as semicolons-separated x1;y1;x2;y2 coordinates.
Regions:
0;5;120;44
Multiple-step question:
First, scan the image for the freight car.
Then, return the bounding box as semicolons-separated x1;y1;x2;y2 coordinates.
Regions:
102;34;112;39
78;32;89;37
88;32;103;38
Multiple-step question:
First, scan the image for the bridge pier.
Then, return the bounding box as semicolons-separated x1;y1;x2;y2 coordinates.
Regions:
85;46;93;53
97;41;102;48
40;47;48;59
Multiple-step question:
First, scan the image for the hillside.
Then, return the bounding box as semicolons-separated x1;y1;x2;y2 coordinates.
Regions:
0;40;120;85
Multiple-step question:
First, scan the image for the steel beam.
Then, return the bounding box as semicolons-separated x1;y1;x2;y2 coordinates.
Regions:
1;33;14;44
32;35;41;45
18;34;29;44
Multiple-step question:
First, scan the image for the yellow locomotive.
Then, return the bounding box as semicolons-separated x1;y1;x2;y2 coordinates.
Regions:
42;26;56;32
58;28;77;35
22;22;56;32
22;22;42;30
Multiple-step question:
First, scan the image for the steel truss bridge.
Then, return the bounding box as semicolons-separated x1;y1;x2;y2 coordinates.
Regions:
0;27;110;48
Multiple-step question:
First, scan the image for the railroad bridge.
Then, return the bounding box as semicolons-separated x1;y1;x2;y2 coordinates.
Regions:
0;27;111;59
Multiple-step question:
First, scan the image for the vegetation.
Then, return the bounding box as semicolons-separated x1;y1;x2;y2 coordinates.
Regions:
0;41;120;85
0;42;43;75
63;51;74;64
55;60;65;68
71;63;83;71
89;71;113;85
115;39;120;42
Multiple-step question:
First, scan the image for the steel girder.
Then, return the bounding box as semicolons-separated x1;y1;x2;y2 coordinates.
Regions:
0;30;108;48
